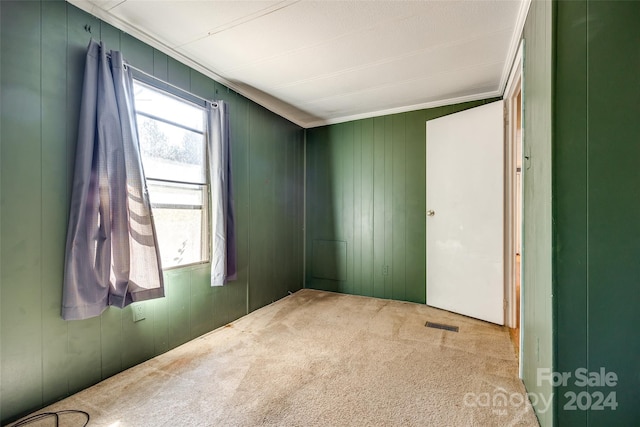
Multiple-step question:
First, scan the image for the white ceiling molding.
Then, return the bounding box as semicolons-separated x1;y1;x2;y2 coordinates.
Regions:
68;0;528;129
498;0;532;95
304;90;502;128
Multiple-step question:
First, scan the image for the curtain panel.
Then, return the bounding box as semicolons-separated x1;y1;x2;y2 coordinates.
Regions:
62;40;164;320
207;102;237;286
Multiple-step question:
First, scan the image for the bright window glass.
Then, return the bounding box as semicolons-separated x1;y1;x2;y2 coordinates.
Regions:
137;115;206;184
134;81;208;269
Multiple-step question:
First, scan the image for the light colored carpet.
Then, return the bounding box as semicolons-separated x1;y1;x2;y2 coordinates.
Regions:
12;289;539;426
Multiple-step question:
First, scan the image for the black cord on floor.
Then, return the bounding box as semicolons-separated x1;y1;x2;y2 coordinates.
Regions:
11;410;89;427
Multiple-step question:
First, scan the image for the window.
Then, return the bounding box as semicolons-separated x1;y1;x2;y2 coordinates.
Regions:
133;81;208;269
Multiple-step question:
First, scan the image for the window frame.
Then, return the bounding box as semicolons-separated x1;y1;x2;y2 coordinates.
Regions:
132;78;210;271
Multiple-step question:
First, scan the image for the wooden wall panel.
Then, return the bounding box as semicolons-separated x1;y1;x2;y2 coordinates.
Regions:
555;1;640;425
248;104;304;312
404;110;427;303
520;1;554;425
554;1;588;425
0;1;43;417
41;0;73;407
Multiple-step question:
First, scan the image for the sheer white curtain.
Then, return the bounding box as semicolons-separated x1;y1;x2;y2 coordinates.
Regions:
62;40;164;320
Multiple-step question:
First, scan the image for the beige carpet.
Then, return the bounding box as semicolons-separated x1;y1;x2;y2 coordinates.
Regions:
12;289;539;426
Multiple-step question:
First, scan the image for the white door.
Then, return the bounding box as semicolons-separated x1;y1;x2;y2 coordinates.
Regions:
426;101;504;325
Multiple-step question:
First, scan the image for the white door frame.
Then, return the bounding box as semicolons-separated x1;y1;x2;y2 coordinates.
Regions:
503;41;524;378
504;42;523;329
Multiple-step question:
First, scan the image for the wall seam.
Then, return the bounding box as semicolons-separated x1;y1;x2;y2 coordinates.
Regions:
404;116;407;301
39;0;45;407
0;0;3;412
246;105;251;315
584;2;590;425
303;129;306;289
64;1;70;397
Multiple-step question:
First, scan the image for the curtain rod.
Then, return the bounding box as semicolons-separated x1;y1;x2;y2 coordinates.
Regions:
106;52;218;107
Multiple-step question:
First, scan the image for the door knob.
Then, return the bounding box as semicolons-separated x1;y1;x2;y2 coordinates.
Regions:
427;210;435;217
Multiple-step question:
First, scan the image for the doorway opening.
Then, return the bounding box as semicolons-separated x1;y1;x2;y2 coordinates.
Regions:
504;42;524;374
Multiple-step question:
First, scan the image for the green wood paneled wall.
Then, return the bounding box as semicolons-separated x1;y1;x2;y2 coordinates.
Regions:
554;1;640;425
521;1;554;425
305;100;498;304
0;1;303;423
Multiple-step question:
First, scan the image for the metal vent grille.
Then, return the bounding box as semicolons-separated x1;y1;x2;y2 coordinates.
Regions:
425;321;459;332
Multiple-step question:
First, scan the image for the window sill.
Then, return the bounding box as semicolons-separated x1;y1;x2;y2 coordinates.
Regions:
162;260;209;273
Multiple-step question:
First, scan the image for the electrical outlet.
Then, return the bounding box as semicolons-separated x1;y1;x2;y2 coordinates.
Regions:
383;265;389;276
133;304;146;322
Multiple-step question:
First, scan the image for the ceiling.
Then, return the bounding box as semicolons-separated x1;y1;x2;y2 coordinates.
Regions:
69;0;530;128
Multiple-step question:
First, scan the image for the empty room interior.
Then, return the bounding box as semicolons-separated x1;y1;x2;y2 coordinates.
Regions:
1;1;639;426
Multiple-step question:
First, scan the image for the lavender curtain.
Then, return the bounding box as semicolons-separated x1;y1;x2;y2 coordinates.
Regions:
62;40;164;320
207;101;237;286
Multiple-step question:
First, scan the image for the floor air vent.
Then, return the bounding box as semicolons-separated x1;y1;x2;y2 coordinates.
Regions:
425;321;459;332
